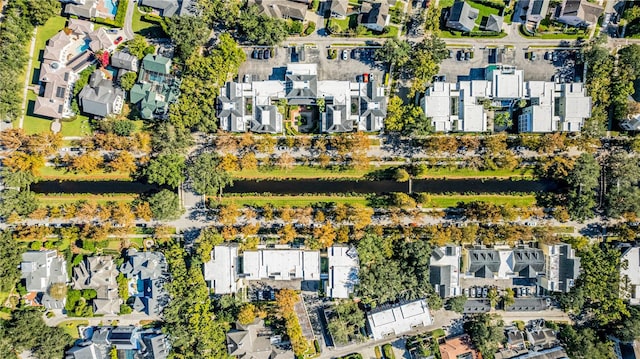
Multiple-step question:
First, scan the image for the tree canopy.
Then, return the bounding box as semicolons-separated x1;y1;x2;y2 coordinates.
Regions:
566;153;600;221
187;153;233;196
148;189;183;220
146;153;186;188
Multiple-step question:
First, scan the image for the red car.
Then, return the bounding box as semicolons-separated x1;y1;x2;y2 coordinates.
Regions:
114;36;123;45
362;73;369;83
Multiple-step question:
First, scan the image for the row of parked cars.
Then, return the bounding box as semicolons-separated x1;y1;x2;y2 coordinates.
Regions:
252;48;273;60
463;286;534;298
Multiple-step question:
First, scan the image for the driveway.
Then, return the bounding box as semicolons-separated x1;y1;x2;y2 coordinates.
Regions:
123;0;136;40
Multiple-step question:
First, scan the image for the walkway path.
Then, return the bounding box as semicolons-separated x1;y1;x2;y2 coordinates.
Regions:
123;0;135;40
19;28;37;129
44;311;159;327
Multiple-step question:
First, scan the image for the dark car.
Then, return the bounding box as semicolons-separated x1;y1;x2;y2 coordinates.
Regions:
252;49;259;58
464;51;470;61
264;49;271;59
257;49;263;59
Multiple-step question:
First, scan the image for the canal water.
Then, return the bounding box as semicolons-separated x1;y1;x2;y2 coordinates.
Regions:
31;179;558;195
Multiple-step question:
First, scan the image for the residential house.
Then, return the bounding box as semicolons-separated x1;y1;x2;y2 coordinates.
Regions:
78;69;124;118
20;250;68;310
34;19;116;119
555;0;603;27
506;330;526;350
465;246;545;279
64;0;98;19
525;327;559;350
111;51;139;73
66;326;168;359
129;54;181;120
140;0;197;17
538;243;580;294
621;113;640;131
226;319;292;359
525;0;550;28
359;1;390;32
429;246;461;298
219;64;387;134
242;246;321;282
439;335;480;359
330;0;349;18
621;245;640;305
248;0;308;21
483;14;504;32
203;244;240;295
496;327;566;359
72;256;122;315
366;299;433;340
326;246;359;299
446;0;479;32
463;299;491;314
421;66;591;133
119;249;170;315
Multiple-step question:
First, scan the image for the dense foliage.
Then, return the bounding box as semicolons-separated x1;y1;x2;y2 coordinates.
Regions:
0;309;72;359
464;313;505;359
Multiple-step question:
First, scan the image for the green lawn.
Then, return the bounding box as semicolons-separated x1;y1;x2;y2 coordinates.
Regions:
132;5;168;37
30;15;67;86
518;24;586;39
230;165;392;179
328;14;400;38
38;166;132;181
440;0;455;7
23;91;92;137
422;194;537;208
468;0;500;20
58;320;89;339
220;195;370;207
416;167;535;179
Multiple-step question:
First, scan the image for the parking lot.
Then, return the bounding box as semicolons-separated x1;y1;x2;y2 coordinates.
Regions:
238;46;386;83
439;46;577;82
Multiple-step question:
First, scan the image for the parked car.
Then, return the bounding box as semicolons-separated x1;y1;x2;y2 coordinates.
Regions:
464;51;470;61
518;287;524;297
342;50;349;60
107;29;119;34
482;287;488;298
257;49;263;59
362;73;369;83
531;52;537;61
552;52;558;62
457;50;463;61
114;36;123;45
470;287;476;298
264;49;271;59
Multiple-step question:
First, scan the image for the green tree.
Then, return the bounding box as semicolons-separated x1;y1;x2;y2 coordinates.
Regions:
27;0;61;26
126;35;155;60
447;295;467;313
493;112;512;128
166;15;210;61
464;313;505;359
237;5;287;45
374;38;412;67
119;71;138;91
0;231;22;292
604;150;640;217
148;190;183;220
187;153;233;197
393;168;410;182
558;326;615;359
0;168;36;189
0;309;72;359
566;153;600;221
0;189;38;217
195;227;224;262
146;153;186;188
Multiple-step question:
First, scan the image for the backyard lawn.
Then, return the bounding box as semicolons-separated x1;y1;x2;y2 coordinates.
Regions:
328;14;400;38
132;5;167;37
58;320;89;339
23;91;92;136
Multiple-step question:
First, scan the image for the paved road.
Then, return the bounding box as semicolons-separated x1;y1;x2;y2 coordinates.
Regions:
123;0;135;40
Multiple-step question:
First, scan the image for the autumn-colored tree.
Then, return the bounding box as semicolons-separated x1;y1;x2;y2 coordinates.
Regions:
484;133;508;154
280;206;294;222
109;151;137;174
77;201;99;222
214;132;237;152
294;136;311;149
243;207;257;221
255;136;276;153
62;204;77;219
27;132;62;156
294;207;313;225
333;203;349;222
276;153;295;170
3;151;44;176
336;226;350;243
239;132;255;149
278;224;297;244
349;205;373;231
6;211;21;224
48;282;68;300
153;225;173;240
134;201;153;221
276;289;308;355
112;202;135;227
97;204;112;222
239;152;258;170
314;210;325;223
317;153;331;168
221;226;238;241
218;153;239;172
134;132;152;153
238;304;258;325
312;223;336;249
218;204;239;226
241;223;260;238
28;207;48;220
0;128;28;151
72;152;104;174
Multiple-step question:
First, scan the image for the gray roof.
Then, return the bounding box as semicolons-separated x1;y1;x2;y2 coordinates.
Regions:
446;0;479;32
359;1;389;28
557;244;580;292
285;74;318;104
141;0;181;17
226;320;273;357
359;80;387;131
505;298;547;312
467;249;500;278
142;332;170;359
65;343;103;359
251;105;281;133
78;70;124;118
323;103;352;133
331;0;349;16
64;1;97;19
21;250;68;293
249;0;308;21
72;256;121;315
120;249;169;315
109;326;140;350
483;14;503;32
512;248;545;277
463;299;491;313
526;0;550;23
218;82;245;132
111;51;139;71
430;265;451;298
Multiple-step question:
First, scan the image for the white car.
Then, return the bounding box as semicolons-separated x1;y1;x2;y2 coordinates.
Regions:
470;287;476;298
342;50;349;60
482;287;488;298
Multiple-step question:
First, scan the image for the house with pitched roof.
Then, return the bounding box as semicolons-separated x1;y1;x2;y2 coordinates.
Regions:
446;0;479;32
78;69;124;118
483;14;504;32
330;0;349;18
465;246;545;279
140;0;197;17
219;64;386;134
430;246;461;298
20;250;68;310
119;249;169;316
525;0;550;28
63;0;98;19
248;0;308;21
72;256;122;315
129;54;181;120
538;243;580;294
359;1;390;32
226;320;292;359
34;18;116;119
66;326;169;359
111;51;139;72
555;0;603;27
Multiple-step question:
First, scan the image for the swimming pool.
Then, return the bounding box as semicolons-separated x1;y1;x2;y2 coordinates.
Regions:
77;41;90;54
103;0;118;16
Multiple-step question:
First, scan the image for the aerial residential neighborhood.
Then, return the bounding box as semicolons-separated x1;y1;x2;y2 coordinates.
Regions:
3;0;640;358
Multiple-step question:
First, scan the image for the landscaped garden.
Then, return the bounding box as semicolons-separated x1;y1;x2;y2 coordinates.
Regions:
327;14;400;38
438;0;509;38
